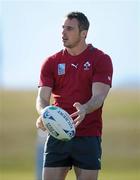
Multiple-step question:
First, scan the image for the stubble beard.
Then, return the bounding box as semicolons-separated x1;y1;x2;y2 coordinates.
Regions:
63;37;82;49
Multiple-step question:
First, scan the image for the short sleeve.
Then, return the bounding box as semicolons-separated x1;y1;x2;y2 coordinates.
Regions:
39;57;54;88
92;54;113;87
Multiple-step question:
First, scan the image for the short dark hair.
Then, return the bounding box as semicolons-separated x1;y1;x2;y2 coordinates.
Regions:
66;11;90;31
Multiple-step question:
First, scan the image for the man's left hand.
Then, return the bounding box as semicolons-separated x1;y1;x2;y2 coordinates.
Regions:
70;102;86;128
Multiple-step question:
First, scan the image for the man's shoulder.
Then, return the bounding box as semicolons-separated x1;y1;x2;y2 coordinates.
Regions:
91;46;109;58
42;49;64;66
88;45;112;67
92;47;112;64
48;49;64;60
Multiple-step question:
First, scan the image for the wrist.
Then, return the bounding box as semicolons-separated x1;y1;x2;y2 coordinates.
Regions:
82;104;88;114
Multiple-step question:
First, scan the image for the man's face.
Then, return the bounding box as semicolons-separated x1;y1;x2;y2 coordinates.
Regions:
62;18;85;48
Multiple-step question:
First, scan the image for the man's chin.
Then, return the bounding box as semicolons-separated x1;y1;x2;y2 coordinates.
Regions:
63;43;72;48
63;42;68;47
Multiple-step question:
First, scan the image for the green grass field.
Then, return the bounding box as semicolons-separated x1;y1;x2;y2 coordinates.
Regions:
0;89;140;180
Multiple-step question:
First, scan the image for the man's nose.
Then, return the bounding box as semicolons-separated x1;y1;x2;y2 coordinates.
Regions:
62;29;66;35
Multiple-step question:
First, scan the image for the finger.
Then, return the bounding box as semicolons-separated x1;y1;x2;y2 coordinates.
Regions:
36;116;42;127
36;116;47;131
70;111;79;118
73;116;80;123
75;120;81;128
41;127;47;131
73;102;81;110
39;123;47;131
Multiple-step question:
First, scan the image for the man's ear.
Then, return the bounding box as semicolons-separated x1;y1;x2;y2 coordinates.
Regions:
81;30;88;38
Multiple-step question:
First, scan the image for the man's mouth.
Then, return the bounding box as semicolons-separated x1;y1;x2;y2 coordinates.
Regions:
62;37;68;42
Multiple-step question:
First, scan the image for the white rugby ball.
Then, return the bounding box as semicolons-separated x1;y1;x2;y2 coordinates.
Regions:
41;106;75;141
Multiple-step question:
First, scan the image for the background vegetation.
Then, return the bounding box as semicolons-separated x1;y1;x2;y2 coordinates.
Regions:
0;89;140;180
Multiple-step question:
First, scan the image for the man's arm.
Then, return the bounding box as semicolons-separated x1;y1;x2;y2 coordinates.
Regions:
36;86;52;131
71;82;110;127
36;86;52;114
83;82;110;113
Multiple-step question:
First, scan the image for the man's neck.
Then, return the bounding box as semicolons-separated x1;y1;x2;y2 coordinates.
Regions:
66;43;88;56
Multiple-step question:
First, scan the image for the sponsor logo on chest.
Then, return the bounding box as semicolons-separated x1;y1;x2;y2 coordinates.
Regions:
58;63;65;75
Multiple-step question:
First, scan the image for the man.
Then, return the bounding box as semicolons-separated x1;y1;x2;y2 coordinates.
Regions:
36;12;113;180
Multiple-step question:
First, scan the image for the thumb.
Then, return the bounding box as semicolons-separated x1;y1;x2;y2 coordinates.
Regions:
73;102;81;110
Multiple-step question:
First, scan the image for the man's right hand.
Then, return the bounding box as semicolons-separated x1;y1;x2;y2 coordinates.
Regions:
36;116;47;131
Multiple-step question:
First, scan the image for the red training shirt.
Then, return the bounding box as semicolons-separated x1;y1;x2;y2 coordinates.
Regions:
39;44;113;136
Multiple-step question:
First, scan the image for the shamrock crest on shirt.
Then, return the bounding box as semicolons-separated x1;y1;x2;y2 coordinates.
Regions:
83;61;91;70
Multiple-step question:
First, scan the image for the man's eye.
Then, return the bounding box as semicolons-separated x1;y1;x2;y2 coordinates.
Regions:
67;27;73;30
63;26;74;31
